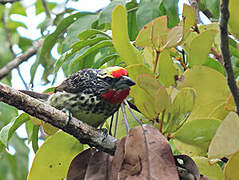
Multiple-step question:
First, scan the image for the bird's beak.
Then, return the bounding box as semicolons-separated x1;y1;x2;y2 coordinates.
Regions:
113;76;136;91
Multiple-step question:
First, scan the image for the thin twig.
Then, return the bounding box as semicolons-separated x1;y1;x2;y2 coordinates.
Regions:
121;103;129;134
124;100;142;125
16;67;29;90
109;114;114;136
0;40;43;80
113;111;119;137
220;0;239;115
41;0;51;18
211;47;224;65
0;82;117;155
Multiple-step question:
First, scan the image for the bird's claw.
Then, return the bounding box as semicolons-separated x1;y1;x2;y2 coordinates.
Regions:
61;108;72;126
98;128;108;141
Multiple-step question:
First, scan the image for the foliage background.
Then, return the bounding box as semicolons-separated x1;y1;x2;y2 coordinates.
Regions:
0;0;239;179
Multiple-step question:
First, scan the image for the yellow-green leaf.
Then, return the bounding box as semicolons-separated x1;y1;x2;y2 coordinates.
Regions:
158;49;177;87
27;131;83;180
208;112;239;159
228;0;239;39
178;66;230;121
182;4;197;35
192;157;223;180
165;88;196;133
173;139;207;156
224;150;239;180
126;64;153;81
135;16;169;48
173;118;221;146
41;122;59;135
136;74;171;114
187;29;217;66
164;26;183;48
112;4;144;65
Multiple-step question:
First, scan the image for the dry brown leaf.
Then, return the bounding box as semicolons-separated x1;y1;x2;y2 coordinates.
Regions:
67;148;96;180
111;125;179;180
85;151;113;180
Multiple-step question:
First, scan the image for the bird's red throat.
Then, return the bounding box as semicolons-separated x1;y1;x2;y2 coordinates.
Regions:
101;89;130;104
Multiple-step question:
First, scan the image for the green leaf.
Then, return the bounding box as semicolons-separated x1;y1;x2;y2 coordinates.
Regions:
178;66;230;121
78;29;111;40
159;0;179;28
18;37;33;51
55;36;110;73
33;12;93;84
199;0;220;19
98;1;124;26
208;112;239;159
186;29;217;67
28;131;83;180
126;0;138;40
165;88;196;133
9;2;26;16
92;54;119;69
61;14;98;53
228;0;239;39
25;120;34;143
0;113;30;147
69;40;113;72
136;0;163;31
173;139;208;156
0;102;18;128
112;4;144;65
0;134;29;180
192;157;223;180
0;30;14;68
203;57;225;75
173;118;221;146
158;49;177;87
35;0;57;15
32;125;40;153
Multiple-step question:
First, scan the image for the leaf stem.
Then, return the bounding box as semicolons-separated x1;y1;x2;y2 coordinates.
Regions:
153;50;160;73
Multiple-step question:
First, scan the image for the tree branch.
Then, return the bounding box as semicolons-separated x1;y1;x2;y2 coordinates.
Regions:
0;82;117;155
0;40;43;80
0;0;19;4
220;0;239;115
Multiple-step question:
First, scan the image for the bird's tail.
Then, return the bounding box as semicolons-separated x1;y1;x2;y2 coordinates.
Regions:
19;90;50;101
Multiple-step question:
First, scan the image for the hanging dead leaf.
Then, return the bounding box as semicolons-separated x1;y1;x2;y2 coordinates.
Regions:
84;151;113;180
111;125;179;180
67;148;96;180
67;148;113;180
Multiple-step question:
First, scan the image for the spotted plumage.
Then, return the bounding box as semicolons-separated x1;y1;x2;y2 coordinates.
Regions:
20;66;135;127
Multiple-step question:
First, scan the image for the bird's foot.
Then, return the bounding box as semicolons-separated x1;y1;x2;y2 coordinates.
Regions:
61;108;72;126
98;128;108;141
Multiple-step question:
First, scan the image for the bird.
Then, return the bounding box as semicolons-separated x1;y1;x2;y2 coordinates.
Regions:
20;66;135;128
